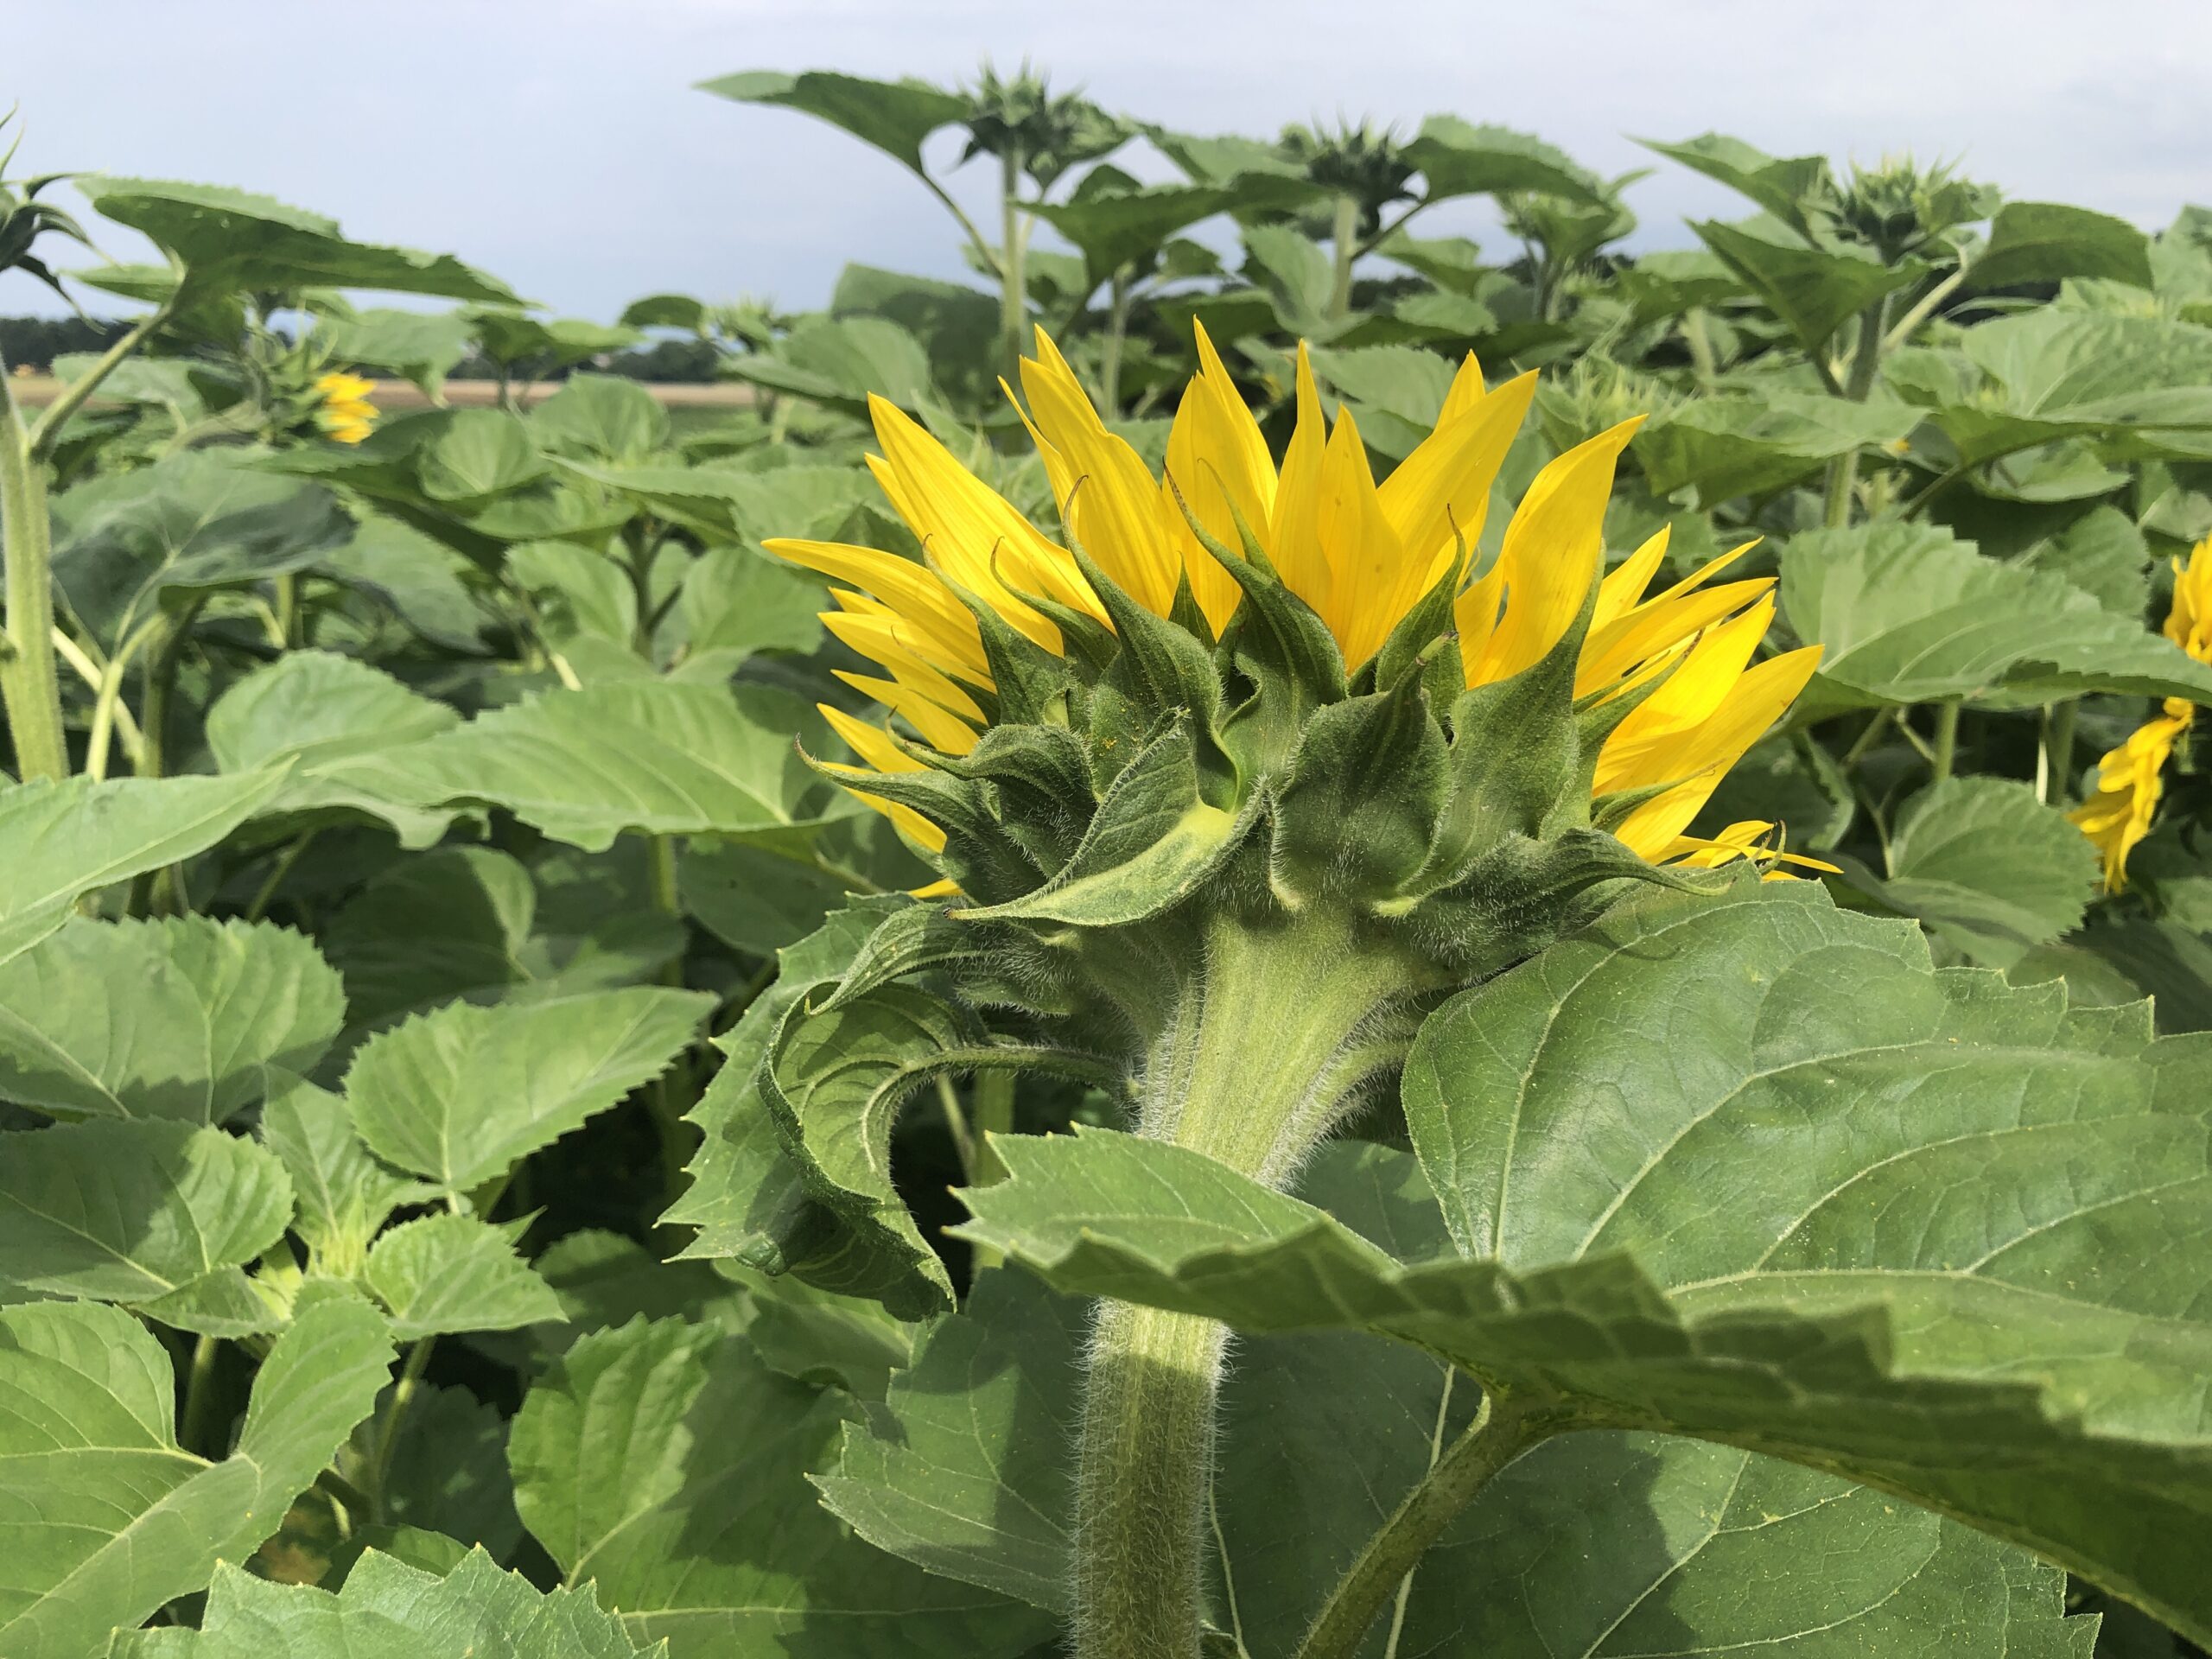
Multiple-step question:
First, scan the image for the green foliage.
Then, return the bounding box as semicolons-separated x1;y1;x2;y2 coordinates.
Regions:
3;61;2212;1659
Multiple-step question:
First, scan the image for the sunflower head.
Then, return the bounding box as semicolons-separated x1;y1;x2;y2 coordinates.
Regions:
313;370;378;444
767;325;1818;1007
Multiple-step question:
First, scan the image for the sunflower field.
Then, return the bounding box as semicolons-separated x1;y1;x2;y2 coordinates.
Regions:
4;60;2212;1659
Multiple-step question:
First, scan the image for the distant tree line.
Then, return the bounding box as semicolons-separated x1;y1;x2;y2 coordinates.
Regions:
0;315;130;372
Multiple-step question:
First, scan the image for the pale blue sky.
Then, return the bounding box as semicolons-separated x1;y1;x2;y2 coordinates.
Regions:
4;0;2209;321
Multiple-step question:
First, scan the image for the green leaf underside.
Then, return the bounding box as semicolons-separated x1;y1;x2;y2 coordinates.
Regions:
507;1317;1048;1656
0;1298;391;1658
108;1548;657;1657
957;882;2212;1643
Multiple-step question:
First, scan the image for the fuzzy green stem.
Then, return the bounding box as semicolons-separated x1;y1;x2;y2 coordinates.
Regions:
1001;147;1030;385
1931;698;1961;783
1821;294;1894;530
1327;194;1360;323
1681;307;1719;390
1075;1299;1229;1659
0;367;68;780
645;834;692;1201
370;1337;435;1521
1077;907;1420;1659
1296;1389;1567;1659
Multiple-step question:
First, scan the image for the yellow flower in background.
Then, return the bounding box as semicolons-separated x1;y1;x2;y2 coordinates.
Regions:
314;371;378;444
770;324;1821;874
2070;534;2211;891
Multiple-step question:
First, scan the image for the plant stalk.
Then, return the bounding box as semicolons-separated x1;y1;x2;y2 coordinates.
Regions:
178;1334;224;1458
0;363;69;780
2042;700;2078;805
1100;264;1135;416
1001;146;1030;385
1075;908;1420;1659
1295;1389;1567;1659
1821;293;1894;530
1931;698;1962;783
1327;194;1360;323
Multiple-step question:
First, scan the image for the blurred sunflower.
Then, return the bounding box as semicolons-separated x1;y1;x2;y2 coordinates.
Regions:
313;370;378;444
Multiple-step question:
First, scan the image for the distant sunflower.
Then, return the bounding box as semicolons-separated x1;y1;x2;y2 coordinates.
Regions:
314;371;378;444
2072;536;2211;891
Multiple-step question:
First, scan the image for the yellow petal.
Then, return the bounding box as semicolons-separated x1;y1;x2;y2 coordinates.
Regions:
1594;596;1777;794
1591;527;1672;635
1438;352;1488;426
2070;705;2193;891
822;600;990;723
1465;416;1644;686
1608;646;1822;857
1376;369;1535;585
817;702;947;851
1268;342;1334;622
835;671;980;755
2166;534;2212;664
1577;578;1776;698
1020;329;1181;616
1316;407;1413;666
1192;319;1277;518
1160;325;1279;633
766;537;992;683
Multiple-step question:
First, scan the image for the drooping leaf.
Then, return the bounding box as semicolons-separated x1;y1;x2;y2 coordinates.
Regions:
257;1072;430;1278
113;1548;658;1657
0;916;344;1123
507;1318;1047;1657
959;881;2212;1644
0;1297;391;1658
1637;392;1920;505
1970;202;2154;292
1781;521;2212;709
697;70;968;177
1692;216;1925;353
78;176;517;303
1406;118;1605;207
0;1118;294;1333
1641;134;1834;239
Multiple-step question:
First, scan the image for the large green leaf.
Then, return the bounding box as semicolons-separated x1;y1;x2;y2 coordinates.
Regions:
315;306;474;395
1891;311;2212;467
0;774;286;966
696;70;968;177
1637;391;1921;505
344;987;712;1195
362;1213;563;1338
1405;118;1605;207
336;682;858;854
0;1119;293;1333
529;375;672;466
959;882;2212;1643
50;450;353;646
507;1318;1047;1657
110;1548;657;1657
1030;180;1230;292
721;315;935;415
1641;134;1834;239
207;651;462;846
0;1296;391;1658
1693;216;1924;353
1970;202;2153;292
1834;777;2098;968
1781;521;2212;709
0;916;344;1123
78;177;516;302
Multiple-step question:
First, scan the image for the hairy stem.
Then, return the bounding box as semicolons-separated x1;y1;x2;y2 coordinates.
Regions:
370;1337;435;1521
0;365;68;780
1296;1389;1570;1659
1327;194;1360;323
1932;697;1962;783
1075;1299;1230;1659
178;1335;224;1458
1077;908;1421;1659
1001;146;1030;385
1100;265;1134;416
2042;700;2078;805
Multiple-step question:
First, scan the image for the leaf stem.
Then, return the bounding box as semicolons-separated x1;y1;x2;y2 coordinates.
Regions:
1099;264;1134;415
1931;698;1961;783
1821;293;1894;530
244;829;319;924
2041;700;2078;805
26;299;174;460
1001;146;1030;385
0;359;69;780
1294;1388;1568;1659
53;624;143;776
369;1336;435;1522
178;1334;223;1457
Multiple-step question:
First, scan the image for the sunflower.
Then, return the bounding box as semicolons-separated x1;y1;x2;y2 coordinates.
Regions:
2071;535;2211;891
313;371;378;445
770;325;1819;879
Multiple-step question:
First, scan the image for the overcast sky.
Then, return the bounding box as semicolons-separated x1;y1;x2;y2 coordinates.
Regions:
4;0;2209;321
